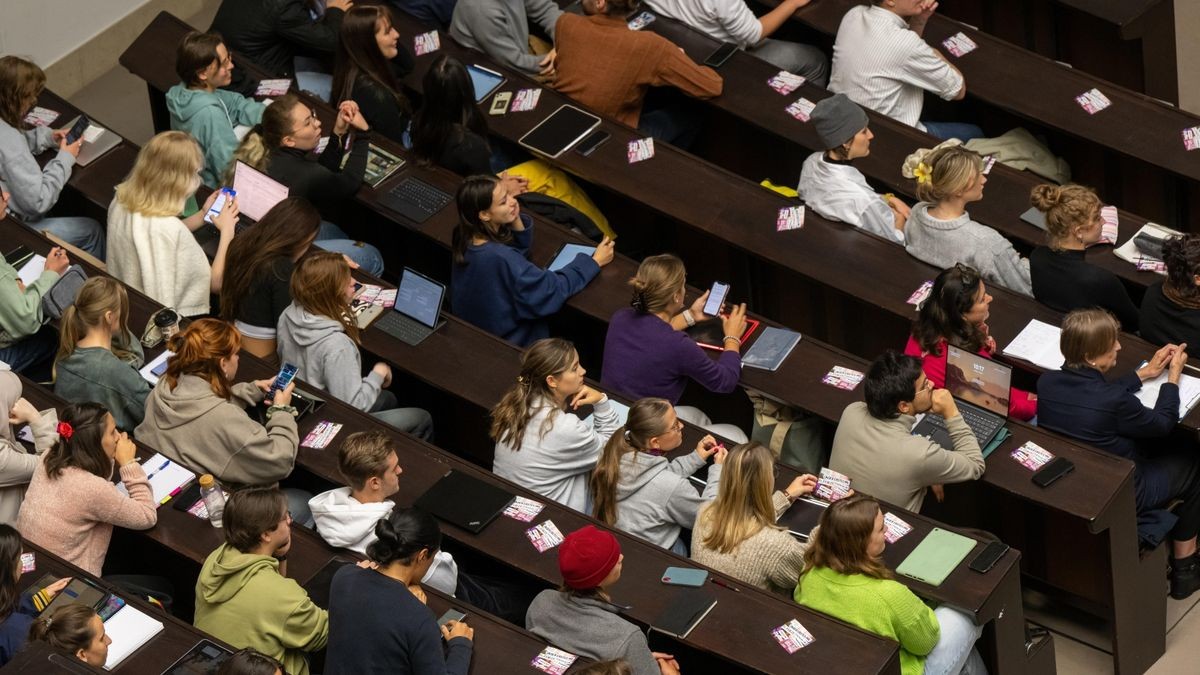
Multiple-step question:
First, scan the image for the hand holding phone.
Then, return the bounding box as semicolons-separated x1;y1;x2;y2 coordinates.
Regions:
205;188;236;224
270;363;299;398
65;115;91;145
437;608;466;627
703;281;730;317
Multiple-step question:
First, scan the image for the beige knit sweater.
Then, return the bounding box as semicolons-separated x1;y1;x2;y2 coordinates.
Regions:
691;491;808;596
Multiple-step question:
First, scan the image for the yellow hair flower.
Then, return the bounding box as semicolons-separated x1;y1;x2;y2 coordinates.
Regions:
913;162;933;184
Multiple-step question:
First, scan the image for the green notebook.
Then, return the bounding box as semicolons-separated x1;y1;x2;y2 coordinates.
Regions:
896;528;977;586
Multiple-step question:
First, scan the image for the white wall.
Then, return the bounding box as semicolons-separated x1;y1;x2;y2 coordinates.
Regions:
0;0;149;67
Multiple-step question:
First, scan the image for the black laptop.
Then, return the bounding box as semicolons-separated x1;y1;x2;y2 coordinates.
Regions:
414;470;515;534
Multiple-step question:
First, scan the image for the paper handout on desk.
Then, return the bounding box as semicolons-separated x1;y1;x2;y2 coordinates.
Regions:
1135;370;1200;420
1002;320;1065;370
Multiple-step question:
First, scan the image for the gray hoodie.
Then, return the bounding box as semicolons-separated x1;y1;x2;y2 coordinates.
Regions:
135;374;298;487
525;591;660;675
613;450;721;550
165;84;265;188
276;304;382;412
0;118;74;221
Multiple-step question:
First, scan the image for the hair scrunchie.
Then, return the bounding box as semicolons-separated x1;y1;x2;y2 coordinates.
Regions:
56;421;73;441
630;291;647;313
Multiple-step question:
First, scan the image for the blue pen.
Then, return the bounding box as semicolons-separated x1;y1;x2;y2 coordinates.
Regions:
145;459;170;481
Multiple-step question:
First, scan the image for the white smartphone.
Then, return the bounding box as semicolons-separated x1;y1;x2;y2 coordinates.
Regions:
204;188;235;224
703;281;730;316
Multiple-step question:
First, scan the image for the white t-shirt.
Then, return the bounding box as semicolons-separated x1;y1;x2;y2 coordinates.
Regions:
645;0;763;48
798;152;903;242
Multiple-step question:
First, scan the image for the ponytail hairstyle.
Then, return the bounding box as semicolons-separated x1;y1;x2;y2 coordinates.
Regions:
220;197;322;323
590;398;672;526
55;277;132;378
217;649;285;675
0;56;46;129
411;54;489;165
697;443;781;554
800;494;891;581
900;140;984;204
115;131;204;217
490;338;578;448
366;507;442;567
223;93;304;185
27;603;101;660
1030;183;1101;249
163;318;242;399
0;525;22;622
452;175;510;265
629;254;686;315
42;403;113;481
290;251;359;343
1161;233;1200;303
331;6;409;112
911;263;987;355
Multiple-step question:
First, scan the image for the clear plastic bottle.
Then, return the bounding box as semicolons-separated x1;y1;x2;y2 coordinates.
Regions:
198;474;225;528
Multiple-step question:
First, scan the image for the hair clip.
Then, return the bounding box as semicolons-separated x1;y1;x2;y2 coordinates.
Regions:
623;429;633;443
913;162;932;185
56;421;73;440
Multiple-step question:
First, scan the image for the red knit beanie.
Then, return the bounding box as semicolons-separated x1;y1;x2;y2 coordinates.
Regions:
558;525;621;590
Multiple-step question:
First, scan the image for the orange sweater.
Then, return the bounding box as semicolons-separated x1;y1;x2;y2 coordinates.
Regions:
553;13;723;127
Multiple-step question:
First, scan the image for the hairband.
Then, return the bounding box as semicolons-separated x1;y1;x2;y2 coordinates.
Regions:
56;421;73;441
623;429;633;442
913;162;932;185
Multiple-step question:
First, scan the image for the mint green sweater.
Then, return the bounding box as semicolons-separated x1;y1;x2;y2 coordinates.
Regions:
794;566;939;675
0;260;57;349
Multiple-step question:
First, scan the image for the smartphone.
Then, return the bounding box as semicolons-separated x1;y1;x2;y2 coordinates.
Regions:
270;362;299;396
703;281;730;316
1031;457;1075;487
703;42;739;69
489;91;512;116
437;608;466;627
576;130;611;157
968;540;1010;574
65;114;91;144
661;566;709;586
204;187;236;224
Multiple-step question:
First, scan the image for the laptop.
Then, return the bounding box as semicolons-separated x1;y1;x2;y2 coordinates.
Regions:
63;116;121;167
467;64;506;103
372;268;447;346
911;346;1012;450
414;470;515;534
232;161;290;221
518;105;601;159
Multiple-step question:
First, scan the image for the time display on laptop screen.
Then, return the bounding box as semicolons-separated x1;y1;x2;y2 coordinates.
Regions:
396;269;443;328
945;346;1012;416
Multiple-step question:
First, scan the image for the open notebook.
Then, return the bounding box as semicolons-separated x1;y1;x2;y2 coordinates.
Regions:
1135;369;1200;419
103;603;164;670
117;453;196;505
1001;320;1065;370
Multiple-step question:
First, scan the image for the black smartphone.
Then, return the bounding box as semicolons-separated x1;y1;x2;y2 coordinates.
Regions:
1031;457;1075;487
576;130;611;157
968;540;1010;573
437;608;466;627
5;245;33;268
703;42;739;69
65;115;90;145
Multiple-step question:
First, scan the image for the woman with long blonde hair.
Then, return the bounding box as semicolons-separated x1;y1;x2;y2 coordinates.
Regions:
900;141;1031;297
491;338;620;512
590;398;724;555
276;252;432;438
691;443;815;595
107;131;239;316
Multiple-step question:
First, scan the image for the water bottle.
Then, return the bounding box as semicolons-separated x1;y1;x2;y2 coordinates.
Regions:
199;474;225;528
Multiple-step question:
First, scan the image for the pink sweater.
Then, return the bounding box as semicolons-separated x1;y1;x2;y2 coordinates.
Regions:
16;458;157;576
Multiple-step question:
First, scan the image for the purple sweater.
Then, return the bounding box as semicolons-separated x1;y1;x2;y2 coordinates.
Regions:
601;308;741;404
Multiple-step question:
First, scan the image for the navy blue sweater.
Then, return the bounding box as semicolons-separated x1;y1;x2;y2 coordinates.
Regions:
451;213;599;346
0;592;42;666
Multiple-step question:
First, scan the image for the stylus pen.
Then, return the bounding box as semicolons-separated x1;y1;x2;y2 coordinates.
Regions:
711;577;740;593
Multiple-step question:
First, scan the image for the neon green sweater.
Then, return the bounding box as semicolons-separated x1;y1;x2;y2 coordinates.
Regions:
794;566;939;675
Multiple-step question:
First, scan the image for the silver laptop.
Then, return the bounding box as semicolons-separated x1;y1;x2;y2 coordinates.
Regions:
372;268;447;346
62;116;121;167
911;346;1012;449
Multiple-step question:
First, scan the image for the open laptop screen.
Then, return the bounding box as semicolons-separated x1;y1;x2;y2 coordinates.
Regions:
945;346;1012;417
232;161;289;221
396;268;444;328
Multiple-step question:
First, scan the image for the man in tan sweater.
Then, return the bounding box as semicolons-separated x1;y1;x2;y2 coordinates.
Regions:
830;351;985;512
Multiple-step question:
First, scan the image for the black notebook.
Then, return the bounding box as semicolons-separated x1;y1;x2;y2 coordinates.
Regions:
651;588;718;638
414;470;515;533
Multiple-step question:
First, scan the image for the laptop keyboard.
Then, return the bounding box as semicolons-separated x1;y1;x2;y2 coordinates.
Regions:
374;311;434;345
381;178;452;224
927;406;1003;443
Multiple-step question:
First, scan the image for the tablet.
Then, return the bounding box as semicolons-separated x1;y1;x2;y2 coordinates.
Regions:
467;64;506;103
547;243;596;271
518;105;601;159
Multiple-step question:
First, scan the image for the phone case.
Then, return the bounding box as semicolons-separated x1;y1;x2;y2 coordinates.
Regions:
662;566;709;586
490;92;512;115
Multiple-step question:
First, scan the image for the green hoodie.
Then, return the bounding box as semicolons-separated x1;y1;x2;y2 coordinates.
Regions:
194;543;328;675
165;84;265;189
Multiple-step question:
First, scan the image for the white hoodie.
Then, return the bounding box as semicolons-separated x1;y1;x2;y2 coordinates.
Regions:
308;487;459;595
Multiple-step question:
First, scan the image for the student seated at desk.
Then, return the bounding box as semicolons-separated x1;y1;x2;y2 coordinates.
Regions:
326;507;475;675
53;278;149;432
1029;183;1139;331
16;403;157;576
276;252;433;439
0;56;106;259
167;31;266;189
0;221;68;378
411;54;614;239
794;495;986;675
600;254;748;441
224;96;384;274
901;143;1033;297
904;264;1037;421
591;398;725;554
1036;309;1200;598
218;648;285;675
646;0;827;84
527;525;681;675
0;525;70;666
691;442;814;595
108;131;239;317
0;372;56;523
195;487;328;675
798;94;908;242
26;603;110;668
553;0;723;147
491;338;622;513
450;0;561;79
331;6;415;146
1140;234;1200;349
829;350;984;512
451;175;613;347
829;0;980;142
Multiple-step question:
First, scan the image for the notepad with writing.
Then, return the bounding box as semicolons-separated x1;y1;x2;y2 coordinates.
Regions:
103;603;164;669
1001;320;1065;370
896;528;976;587
741;327;801;371
117;453;195;505
650;588;717;638
1135;368;1200;419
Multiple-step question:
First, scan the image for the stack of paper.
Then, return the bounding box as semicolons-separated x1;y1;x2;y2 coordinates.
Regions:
102;603;164;669
1002;320;1065;370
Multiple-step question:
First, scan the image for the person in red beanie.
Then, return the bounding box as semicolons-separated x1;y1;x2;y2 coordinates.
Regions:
525;525;680;675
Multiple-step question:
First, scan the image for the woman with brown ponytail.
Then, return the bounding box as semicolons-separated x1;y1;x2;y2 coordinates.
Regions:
590;398;725;555
491;338;621;512
1028;183;1139;330
27;604;110;667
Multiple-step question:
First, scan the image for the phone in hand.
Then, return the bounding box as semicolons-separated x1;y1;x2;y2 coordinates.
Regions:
437;608;466;628
703;42;739;69
65;115;91;145
204;188;236;224
269;362;299;397
703;281;730;316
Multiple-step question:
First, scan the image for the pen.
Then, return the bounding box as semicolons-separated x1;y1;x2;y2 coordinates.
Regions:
145;459;170;481
711;577;740;593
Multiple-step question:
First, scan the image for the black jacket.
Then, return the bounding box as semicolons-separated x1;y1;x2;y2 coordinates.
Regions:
266;131;371;216
211;0;345;91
